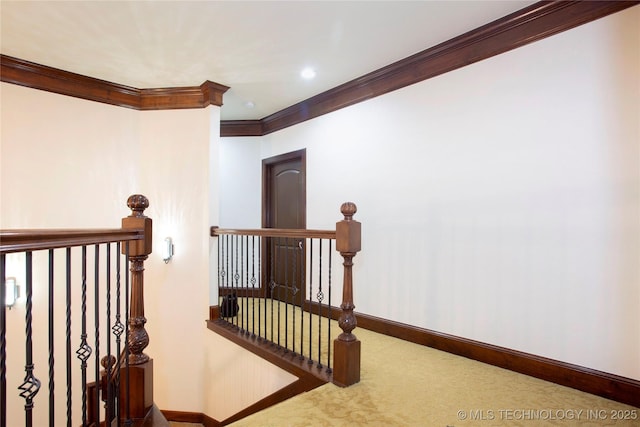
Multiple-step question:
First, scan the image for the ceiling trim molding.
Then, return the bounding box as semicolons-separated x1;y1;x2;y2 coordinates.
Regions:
219;120;264;137
0;55;229;110
221;0;638;137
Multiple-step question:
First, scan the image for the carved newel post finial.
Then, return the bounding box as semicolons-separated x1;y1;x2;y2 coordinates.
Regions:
127;194;150;217
341;202;357;221
122;194;153;365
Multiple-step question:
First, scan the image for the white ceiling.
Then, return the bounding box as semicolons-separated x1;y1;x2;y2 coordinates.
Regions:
1;1;536;120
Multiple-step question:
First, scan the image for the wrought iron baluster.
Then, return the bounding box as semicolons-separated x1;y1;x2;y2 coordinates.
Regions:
317;239;324;368
76;247;91;426
94;245;101;426
20;252;41;427
244;235;249;334
234;235;239;328
251;235;256;338
299;238;305;361
237;235;242;330
1;254;7;427
284;237;289;352
65;248;72;427
113;243;125;425
223;235;228;312
105;244;113;424
277;237;282;348
48;249;55;427
124;243;132;426
269;237;275;344
327;239;333;373
308;239;313;364
292;238;298;355
254;236;263;339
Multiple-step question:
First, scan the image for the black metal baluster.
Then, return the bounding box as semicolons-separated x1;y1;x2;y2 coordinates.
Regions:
256;236;261;340
218;235;223;317
284;237;289;352
251;235;256;337
308;239;313;365
105;244;113;424
238;236;249;335
292;238;297;355
48;249;55;427
76;246;91;427
269;237;275;344
93;245;101;425
65;248;72;427
277;237;282;348
238;235;243;331
217;235;221;315
124;243;132;426
244;235;249;334
113;243;124;425
20;252;41;427
223;235;228;316
327;239;333;373
317;239;324;368
299;238;305;361
234;235;239;328
0;254;7;427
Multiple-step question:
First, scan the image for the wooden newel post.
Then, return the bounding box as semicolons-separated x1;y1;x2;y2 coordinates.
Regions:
333;202;361;387
121;194;155;420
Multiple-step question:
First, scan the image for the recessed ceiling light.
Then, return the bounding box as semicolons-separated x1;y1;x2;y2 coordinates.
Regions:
301;67;316;80
244;101;255;108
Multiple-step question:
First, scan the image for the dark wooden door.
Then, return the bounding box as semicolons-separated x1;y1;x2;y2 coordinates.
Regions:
263;149;306;306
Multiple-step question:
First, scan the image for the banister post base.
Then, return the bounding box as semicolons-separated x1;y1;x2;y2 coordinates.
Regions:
120;358;154;420
332;338;361;387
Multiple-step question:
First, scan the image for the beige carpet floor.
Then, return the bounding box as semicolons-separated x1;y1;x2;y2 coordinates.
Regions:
228;327;638;427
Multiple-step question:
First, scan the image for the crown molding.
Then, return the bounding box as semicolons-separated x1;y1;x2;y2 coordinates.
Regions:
0;1;635;122
219;120;264;137
0;55;229;110
221;0;638;137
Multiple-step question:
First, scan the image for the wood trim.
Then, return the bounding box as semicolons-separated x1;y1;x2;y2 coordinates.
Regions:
218;287;262;299
0;228;144;253
161;410;220;427
163;377;325;426
208;302;640;412
219;375;324;425
221;0;639;136
355;311;640;408
219;120;264;137
0;55;229;110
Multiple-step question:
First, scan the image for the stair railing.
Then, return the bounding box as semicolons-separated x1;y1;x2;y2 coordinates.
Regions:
210;202;361;386
0;194;162;427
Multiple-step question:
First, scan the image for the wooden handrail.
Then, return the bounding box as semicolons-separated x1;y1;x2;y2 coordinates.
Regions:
211;226;336;240
0;228;144;253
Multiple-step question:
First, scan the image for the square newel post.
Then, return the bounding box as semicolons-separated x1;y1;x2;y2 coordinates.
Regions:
333;202;361;387
121;194;155;420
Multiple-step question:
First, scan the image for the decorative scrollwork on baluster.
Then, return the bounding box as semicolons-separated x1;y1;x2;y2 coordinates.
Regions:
18;364;41;409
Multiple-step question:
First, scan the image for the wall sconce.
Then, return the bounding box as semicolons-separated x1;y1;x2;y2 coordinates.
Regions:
162;237;174;263
5;277;18;309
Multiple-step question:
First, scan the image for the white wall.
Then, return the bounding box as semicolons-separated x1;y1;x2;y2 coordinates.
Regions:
219;137;262;228
220;6;640;380
0;82;300;423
